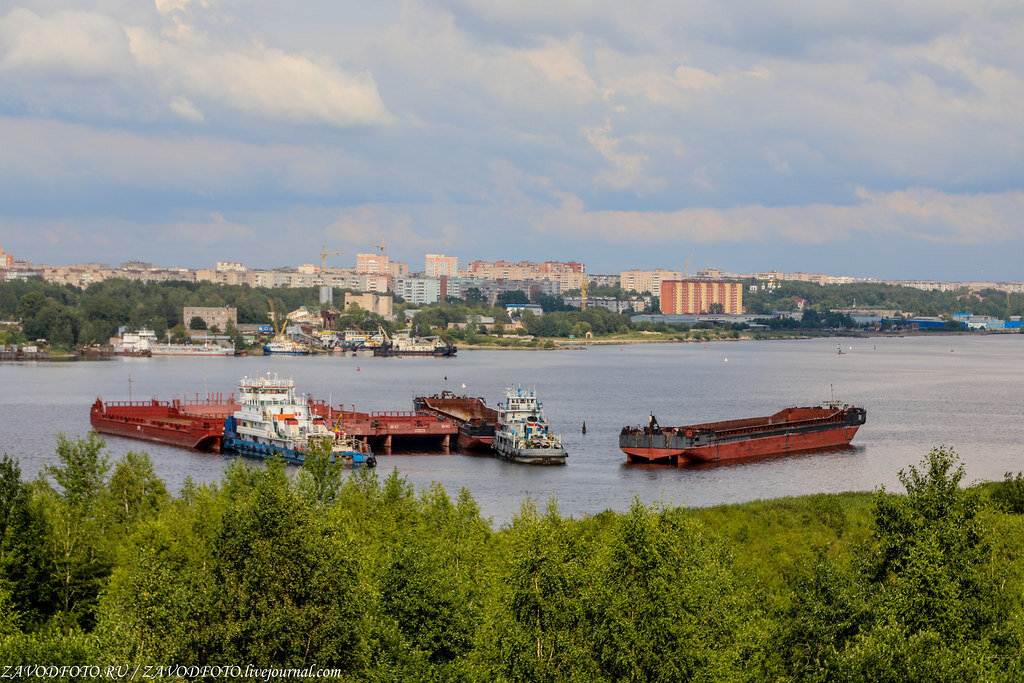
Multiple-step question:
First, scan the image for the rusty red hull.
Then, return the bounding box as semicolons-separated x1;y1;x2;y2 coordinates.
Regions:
413;393;497;451
620;404;866;465
90;395;238;451
309;401;458;452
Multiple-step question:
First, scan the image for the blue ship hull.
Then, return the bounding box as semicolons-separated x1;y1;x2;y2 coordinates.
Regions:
222;417;375;468
262;346;312;355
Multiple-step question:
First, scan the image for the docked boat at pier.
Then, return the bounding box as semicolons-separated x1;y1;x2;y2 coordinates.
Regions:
374;326;457;357
414;391;498;450
620;401;866;465
222;374;375;467
492;387;566;465
115;329;233;356
262;338;313;355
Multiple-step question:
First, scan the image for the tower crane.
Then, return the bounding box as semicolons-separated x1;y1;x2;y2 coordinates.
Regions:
320;245;345;274
368;237;387;258
267;299;283;339
684;249;695;277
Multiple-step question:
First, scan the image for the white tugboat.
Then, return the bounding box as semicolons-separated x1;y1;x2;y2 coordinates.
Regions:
492;386;567;465
222;374;374;468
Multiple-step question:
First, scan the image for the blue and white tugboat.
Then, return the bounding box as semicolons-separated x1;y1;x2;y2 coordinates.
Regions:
222;374;374;468
492;386;567;465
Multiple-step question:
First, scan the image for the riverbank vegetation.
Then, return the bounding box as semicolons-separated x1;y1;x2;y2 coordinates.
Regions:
3;438;1024;680
3;278;1022;352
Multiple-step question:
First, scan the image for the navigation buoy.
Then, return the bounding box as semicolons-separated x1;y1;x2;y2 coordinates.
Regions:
582;421;587;434
356;366;360;371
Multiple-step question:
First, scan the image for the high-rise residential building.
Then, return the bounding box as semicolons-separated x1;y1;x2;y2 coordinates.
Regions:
425;254;458;277
660;280;743;315
356;253;390;274
467;260;584;280
0;248;12;268
620;269;682;295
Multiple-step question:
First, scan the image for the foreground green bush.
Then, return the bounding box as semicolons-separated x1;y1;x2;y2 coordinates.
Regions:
3;439;1024;680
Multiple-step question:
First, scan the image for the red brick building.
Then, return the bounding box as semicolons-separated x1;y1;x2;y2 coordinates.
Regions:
660;280;743;315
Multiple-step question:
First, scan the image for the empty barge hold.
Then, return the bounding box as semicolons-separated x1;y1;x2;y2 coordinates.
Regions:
620;402;866;465
309;401;458;453
90;394;239;450
413;391;498;450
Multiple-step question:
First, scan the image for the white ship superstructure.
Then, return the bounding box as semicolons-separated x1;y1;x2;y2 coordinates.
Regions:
115;329;233;356
492;386;567;465
222;374;373;467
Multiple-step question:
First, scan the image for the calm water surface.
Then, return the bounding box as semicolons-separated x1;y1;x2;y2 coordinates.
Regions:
3;335;1023;524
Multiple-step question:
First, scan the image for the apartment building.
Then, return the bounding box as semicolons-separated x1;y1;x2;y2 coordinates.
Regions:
660;280;743;315
183;306;238;330
620;269;682;295
425;254;458;278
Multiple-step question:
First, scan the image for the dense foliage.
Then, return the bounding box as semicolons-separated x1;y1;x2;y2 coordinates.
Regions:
744;281;1024;319
3;439;1024;680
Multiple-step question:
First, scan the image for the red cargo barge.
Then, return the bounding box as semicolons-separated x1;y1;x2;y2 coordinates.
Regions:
309;401;458;453
413;391;498;450
620;402;866;465
90;394;238;451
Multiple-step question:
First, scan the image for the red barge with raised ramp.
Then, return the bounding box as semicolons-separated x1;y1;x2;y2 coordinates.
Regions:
413;391;498;450
620;402;866;465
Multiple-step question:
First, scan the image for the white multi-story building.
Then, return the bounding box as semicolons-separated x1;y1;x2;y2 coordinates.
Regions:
394;276;443;305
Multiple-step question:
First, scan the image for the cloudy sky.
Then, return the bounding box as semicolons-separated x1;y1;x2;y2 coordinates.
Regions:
1;1;1022;280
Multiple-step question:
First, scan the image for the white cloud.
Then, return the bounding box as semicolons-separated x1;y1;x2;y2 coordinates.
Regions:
582;122;658;192
531;188;1024;246
0;8;133;79
125;26;392;127
160;212;254;244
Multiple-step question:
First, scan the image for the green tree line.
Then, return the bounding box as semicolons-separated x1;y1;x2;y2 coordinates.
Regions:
0;279;340;350
4;438;1024;680
745;281;1024;319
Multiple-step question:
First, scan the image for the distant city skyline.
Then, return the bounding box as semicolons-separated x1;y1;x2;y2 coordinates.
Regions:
1;2;1022;281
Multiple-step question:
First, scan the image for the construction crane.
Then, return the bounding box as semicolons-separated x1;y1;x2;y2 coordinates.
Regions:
684;249;695;277
580;272;588;311
320;245;344;274
368;237;387;258
267;299;283;338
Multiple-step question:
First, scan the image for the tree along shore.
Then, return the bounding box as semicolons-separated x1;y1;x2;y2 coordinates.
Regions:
4;277;1023;354
3;437;1024;680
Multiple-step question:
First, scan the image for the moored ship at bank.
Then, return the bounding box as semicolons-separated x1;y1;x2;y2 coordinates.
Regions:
115;329;234;356
492;386;566;465
222;374;375;467
90;393;238;450
620;402;866;465
374;326;457;357
262;338;313;355
414;391;498;450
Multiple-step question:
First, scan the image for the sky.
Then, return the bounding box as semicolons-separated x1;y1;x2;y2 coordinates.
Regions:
1;1;1023;281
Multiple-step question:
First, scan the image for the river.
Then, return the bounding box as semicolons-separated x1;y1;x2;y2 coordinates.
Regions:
3;335;1023;524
